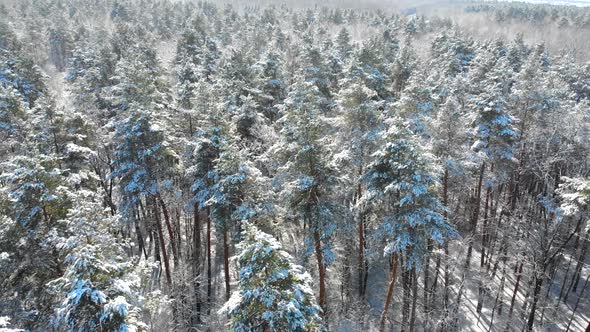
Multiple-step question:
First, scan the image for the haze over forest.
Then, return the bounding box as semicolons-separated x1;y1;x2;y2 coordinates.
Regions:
0;0;589;331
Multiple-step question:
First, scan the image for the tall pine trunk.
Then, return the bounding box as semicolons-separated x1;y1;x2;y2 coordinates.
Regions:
505;260;524;332
409;269;418;332
154;197;172;285
402;260;411;332
566;272;589;332
358;208;366;297
192;204;202;326
223;229;231;301
314;229;327;316
423;240;432;321
379;254;399;332
158;194;178;265
442;168;450;312
357;163;366;297
526;272;544;331
465;162;485;268
206;206;212;313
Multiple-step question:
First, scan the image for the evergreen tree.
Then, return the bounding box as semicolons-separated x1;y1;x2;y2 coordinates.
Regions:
335;71;383;297
0;154;70;329
51;191;147;332
361;118;456;331
274;80;341;316
220;223;322;332
254;50;286;122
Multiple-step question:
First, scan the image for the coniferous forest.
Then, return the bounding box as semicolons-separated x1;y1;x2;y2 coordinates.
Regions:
1;0;590;331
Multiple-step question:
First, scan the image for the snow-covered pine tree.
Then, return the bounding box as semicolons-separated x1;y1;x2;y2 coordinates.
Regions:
51;190;147;332
208;137;264;301
254;50;286;122
335;70;383;298
111;108;177;284
0;153;71;329
220;222;322;332
185;126;222;318
274;80;341;316
335;27;352;62
361;118;456;331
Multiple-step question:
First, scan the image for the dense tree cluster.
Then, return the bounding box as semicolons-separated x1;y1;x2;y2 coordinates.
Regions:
0;0;589;331
465;2;590;28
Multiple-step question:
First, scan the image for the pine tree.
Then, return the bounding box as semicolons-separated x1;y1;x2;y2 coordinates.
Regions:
361;118;456;331
187;127;222;315
274;80;341;316
220;223;322;332
51;191;147;332
254;50;286;122
336;71;383;297
111;109;177;284
336;28;352;61
0;154;70;329
208;137;265;301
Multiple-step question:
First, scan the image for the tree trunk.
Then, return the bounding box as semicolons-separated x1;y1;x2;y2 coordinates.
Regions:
357;164;366;297
379;254;399;332
158;194;178;265
223;228;231;301
481;187;491;268
444;242;450;311
442;168;450;312
559;220;582;304
465;162;485;268
192;204;202;326
358;208;366;297
569;229;589;294
488;259;507;332
505;260;524;331
363;216;369;296
430;251;441;312
540;261;558;326
566;272;589;332
526;273;544;331
314;229;327;316
409;268;418;332
402;263;411;332
424;240;432;320
341;233;353;309
154;197;172;285
134;209;147;259
206;206;212;313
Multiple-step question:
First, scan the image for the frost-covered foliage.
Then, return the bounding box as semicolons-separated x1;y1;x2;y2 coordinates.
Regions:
110;43;171;113
0;155;69;228
362;118;457;269
209;139;266;232
254;50;286;121
557;177;590;216
66;39;116;111
0;85;28;141
188;127;223;210
468;50;520;165
50;191;147;332
275;80;340;264
0;316;23;332
220;223;322;332
0;48;47;107
431;30;476;77
112;110;176;217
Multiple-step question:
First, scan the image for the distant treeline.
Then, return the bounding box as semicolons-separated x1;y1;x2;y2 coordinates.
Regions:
465;1;590;28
